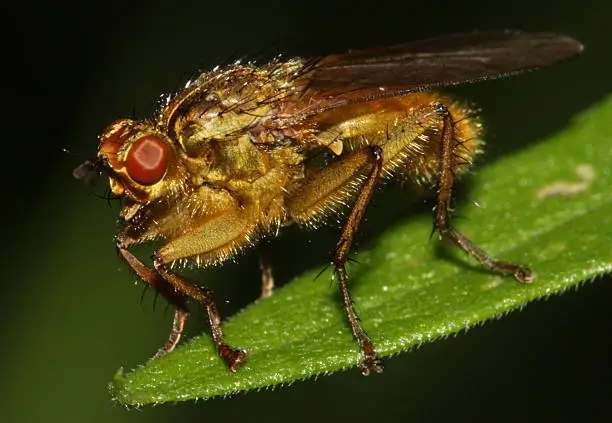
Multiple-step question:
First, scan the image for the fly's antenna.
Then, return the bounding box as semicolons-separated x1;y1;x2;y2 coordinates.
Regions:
73;157;105;186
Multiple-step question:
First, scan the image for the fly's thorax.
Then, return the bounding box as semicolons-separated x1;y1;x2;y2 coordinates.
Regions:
174;102;269;157
157;64;307;187
159;62;304;158
98;119;189;205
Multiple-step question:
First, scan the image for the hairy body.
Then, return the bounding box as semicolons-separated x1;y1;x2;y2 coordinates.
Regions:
78;31;581;374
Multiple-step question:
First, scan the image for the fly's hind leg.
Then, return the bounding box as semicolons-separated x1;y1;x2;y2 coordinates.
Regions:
288;146;385;375
433;103;532;282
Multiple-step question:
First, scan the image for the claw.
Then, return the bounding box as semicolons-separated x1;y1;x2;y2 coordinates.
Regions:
222;348;248;372
359;356;384;376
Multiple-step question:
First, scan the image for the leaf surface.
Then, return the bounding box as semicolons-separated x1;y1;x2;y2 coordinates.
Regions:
110;97;612;405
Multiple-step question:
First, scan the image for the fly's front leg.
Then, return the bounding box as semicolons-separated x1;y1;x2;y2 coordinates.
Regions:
116;238;189;359
119;207;256;371
288;146;384;375
433;103;532;282
151;209;257;371
152;255;247;371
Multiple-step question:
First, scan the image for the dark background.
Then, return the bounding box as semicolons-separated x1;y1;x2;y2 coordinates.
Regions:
2;0;611;422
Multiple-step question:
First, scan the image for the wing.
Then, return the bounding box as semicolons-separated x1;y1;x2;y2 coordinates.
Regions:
291;30;582;116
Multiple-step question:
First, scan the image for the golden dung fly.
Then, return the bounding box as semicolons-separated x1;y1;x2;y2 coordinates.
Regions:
75;30;582;375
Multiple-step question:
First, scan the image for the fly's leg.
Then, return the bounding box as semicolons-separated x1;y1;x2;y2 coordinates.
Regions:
153;308;189;359
333;146;384;375
117;240;189;358
258;256;274;300
433;103;532;282
152;256;247;371
287;146;385;375
118;209;256;371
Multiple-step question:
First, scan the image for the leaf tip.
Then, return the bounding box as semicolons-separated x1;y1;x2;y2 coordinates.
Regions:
108;366;138;406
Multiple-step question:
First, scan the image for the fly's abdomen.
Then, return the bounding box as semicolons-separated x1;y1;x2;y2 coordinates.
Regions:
314;93;482;184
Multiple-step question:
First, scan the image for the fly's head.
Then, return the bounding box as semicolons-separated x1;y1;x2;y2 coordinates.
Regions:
75;119;189;220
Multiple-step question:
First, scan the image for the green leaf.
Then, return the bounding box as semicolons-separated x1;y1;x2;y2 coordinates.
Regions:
110;96;612;405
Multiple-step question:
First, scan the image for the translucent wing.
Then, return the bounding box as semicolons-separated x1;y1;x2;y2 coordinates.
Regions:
292;30;582;115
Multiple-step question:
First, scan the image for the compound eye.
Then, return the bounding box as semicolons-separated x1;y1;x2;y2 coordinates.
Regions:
125;135;169;185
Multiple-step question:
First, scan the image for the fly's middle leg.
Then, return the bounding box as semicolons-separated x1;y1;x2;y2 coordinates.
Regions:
258;255;275;300
332;146;384;375
288;146;385;375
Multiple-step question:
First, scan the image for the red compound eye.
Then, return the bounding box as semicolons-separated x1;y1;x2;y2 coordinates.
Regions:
125;135;169;185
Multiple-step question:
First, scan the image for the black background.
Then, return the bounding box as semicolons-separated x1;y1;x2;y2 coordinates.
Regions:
2;0;611;422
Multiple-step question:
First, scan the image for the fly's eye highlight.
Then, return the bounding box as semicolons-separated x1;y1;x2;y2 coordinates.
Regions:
125;135;169;185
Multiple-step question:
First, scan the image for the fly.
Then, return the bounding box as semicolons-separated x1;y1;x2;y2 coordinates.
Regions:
75;30;582;375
